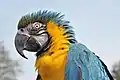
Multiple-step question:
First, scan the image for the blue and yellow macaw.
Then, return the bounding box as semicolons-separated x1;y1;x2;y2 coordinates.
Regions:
14;10;113;80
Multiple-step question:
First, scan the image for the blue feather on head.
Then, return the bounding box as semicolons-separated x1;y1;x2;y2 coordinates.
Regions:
18;10;77;43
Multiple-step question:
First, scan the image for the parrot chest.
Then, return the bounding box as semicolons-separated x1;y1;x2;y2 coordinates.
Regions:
35;53;68;80
35;22;71;80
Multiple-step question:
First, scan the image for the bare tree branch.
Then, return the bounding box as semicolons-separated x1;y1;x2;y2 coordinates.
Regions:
0;41;22;80
112;60;120;80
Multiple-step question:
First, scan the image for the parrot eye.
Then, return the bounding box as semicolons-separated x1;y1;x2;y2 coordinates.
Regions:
28;22;46;35
33;22;43;29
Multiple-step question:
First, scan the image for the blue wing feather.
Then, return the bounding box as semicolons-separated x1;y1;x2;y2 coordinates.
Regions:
65;43;113;80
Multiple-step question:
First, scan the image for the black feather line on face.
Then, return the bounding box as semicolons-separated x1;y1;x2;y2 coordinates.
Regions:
18;10;77;44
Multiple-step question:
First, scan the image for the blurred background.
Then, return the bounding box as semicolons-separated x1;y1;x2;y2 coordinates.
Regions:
0;0;120;80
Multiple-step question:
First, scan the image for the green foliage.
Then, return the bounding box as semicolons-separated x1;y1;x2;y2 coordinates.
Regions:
0;41;22;80
112;60;120;80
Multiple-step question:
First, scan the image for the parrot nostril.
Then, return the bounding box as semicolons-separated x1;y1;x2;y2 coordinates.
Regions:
20;28;24;32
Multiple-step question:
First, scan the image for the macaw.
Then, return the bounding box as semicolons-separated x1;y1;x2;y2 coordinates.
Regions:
14;10;113;80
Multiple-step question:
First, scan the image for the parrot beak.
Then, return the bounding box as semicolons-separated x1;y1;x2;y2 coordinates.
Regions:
15;33;29;59
15;32;41;59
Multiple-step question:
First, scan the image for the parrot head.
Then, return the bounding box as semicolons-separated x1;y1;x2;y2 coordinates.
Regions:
15;10;77;59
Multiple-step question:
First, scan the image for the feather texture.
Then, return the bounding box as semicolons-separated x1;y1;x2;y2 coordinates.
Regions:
35;21;70;80
65;43;113;80
17;10;113;80
18;10;77;43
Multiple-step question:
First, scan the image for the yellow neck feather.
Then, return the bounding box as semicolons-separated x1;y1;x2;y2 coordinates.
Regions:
35;21;70;80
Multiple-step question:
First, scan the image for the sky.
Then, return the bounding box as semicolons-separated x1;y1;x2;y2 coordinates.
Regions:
0;0;120;80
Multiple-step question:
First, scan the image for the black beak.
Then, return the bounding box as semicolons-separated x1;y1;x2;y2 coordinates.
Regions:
15;32;41;59
15;33;29;59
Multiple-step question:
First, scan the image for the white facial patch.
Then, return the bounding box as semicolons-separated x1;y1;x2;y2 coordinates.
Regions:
32;34;48;47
